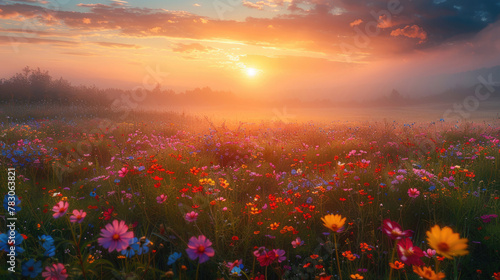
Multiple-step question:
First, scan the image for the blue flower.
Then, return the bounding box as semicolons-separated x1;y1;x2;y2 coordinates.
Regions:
21;259;42;278
429;186;436;191
167;252;182;265
137;237;151;255
3;194;21;213
38;235;54;248
0;230;24;255
230;266;242;276
121;237;139;258
44;245;56;257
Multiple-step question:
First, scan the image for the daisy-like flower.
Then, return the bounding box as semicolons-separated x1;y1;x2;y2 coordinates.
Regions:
52;201;69;219
186;235;215;263
41;263;68;280
69;210;86;223
423;249;436;258
98;220;134;253
156;194;167;204
407;188;420;198
426;225;468;259
397;238;424;266
412;266;445;280
291;237;304;248
273;249;286;262
21;259;42;278
257;250;276;266
118;167;128;177
382;219;413;240
185;211;199;223
389;261;405;270
321;214;346;233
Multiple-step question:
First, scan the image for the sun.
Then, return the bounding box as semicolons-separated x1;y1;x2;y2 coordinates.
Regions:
245;67;259;77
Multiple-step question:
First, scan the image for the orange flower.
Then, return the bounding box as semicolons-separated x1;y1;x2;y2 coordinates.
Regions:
426;225;468;259
389;261;405;270
321;214;346;233
270;222;280;230
413;266;445;280
350;274;363;279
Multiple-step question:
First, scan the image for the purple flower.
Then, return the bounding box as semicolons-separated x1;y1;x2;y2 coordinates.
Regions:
273;249;286;262
185;211;199;223
186;235;215;263
156;194;167;204
480;214;498;223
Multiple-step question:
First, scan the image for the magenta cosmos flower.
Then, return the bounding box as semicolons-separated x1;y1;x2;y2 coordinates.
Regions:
186;235;215;263
407;188;420;198
397;238;424;266
52;201;69;219
69;210;87;223
382;219;413;240
98;220;134;252
185;211;199;223
42;263;68;280
118;167;128;177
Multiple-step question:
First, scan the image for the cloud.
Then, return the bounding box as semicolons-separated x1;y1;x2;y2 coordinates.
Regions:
242;1;277;10
0;35;78;45
349;19;362;27
9;0;48;4
94;41;142;48
172;43;214;53
391;25;427;44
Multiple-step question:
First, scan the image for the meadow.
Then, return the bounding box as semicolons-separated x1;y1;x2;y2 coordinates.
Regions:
0;105;499;280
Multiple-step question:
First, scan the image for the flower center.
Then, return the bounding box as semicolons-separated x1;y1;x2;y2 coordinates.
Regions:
197;245;205;253
330;224;338;231
59;208;65;213
76;215;82;219
28;267;34;272
437;242;449;252
112;234;120;241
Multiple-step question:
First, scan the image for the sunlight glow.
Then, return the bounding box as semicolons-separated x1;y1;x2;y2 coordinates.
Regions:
245;67;259;77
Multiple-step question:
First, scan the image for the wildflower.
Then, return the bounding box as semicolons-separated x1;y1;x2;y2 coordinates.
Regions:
273;249;286;262
98;220;134;252
39;235;54;248
121;237;139;258
397;238;424;266
493;272;500;280
227;259;243;271
480;214;498;223
350;274;364;279
156;194;167;204
270;222;280;230
408;188;420;198
292;237;304;248
0;230;24;254
257;250;276;266
3;194;21;212
389;261;405;270
423;249;436;258
22;259;42;278
412;266;445;280
321;214;346;233
69;210;87;223
103;206;114;220
426;225;468;259
382;219;413;240
118;167;128;177
42;263;68;280
186;235;215;263
167;252;182;265
52;201;69;219
137;236;151;254
185;211;199;222
253;246;266;257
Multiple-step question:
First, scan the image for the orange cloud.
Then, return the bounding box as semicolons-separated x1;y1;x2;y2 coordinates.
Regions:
94;42;142;49
172;43;214;53
350;19;362;27
391;25;427;43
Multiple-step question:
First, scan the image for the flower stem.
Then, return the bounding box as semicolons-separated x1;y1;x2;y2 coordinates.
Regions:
388;242;397;280
195;262;200;280
334;233;343;280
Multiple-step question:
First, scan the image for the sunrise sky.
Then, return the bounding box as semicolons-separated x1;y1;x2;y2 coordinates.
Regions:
1;0;500;99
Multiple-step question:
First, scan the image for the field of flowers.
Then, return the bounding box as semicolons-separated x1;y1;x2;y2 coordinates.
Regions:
0;108;499;279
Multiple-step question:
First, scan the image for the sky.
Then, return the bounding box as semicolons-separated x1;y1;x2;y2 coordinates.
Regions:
1;0;500;100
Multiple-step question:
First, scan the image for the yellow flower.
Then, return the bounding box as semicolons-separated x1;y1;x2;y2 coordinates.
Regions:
321;214;346;233
413;266;445;280
426;225;468;259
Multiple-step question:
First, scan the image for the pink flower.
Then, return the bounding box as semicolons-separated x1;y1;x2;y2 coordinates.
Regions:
52;201;69;219
408;188;420;198
42;263;68;280
227;259;243;271
118;167;128;177
423;248;436;258
397;238;424;266
382;219;413;240
292;237;304;248
69;210;87;223
185;211;199;223
98;220;134;252
186;235;215;263
480;214;498;223
156;194;167;204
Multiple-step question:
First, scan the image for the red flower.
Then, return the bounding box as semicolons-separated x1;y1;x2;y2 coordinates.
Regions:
397;238;424;266
257;250;276;266
382;219;413;240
